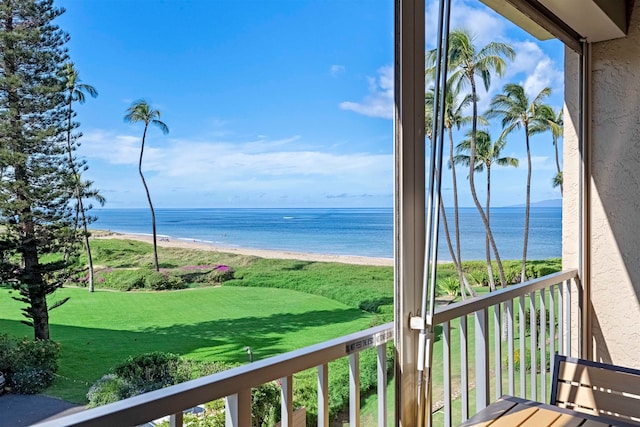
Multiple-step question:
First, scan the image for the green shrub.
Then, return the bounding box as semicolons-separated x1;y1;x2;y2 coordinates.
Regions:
467;270;488;287
505;266;521;284
0;334;60;394
88;354;280;426
155;382;279;427
87;374;134;407
206;265;235;284
87;355;241;408
102;270;147;291
510;348;552;373
293;345;394;424
99;269;185;291
10;368;54;394
145;271;186;290
114;352;185;392
0;334;15;373
437;277;460;297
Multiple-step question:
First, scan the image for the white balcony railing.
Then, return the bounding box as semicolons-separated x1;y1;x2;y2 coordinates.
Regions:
35;322;394;427
425;269;580;426
36;269;579;427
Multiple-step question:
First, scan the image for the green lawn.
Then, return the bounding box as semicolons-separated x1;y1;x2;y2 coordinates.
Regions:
0;238;561;419
0;286;374;402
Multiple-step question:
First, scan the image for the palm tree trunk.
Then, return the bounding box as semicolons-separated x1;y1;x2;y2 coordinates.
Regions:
521;130;532;283
447;128;473;295
139;125;160;272
468;76;508;288
486;165;496;291
66;98;96;291
554;136;563;195
78;197;95;291
440;200;476;299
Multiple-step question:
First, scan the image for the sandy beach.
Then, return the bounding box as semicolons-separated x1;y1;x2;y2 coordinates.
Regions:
92;231;394;267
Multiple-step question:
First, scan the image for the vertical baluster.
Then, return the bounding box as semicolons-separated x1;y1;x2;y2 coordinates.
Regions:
540;288;547;399
349;353;360;427
475;309;489;411
507;299;515;396
530;291;537;402
460;315;469;421
494;303;502;400
377;343;387;427
225;389;251;427
169;412;183;427
550;285;556;375
317;364;329;427
558;282;564;355
443;321;452;427
281;376;293;427
519;295;526;398
565;279;571;357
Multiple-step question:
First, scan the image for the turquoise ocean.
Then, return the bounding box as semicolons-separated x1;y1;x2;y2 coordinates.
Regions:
91;207;561;261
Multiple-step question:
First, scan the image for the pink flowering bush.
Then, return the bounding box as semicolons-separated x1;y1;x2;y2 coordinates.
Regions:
207;264;235;284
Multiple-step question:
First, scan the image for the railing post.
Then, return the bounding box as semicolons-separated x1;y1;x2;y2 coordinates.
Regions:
169;412;183;427
493;303;502;399
460;316;469;421
529;291;537;401
507;299;515;396
519;295;526;398
540;289;547;398
565;279;572;357
349;353;361;427
550;284;556;376
225;390;251;427
281;376;293;427
474;308;489;411
443;321;452;427
559;283;564;355
317;364;329;427
377;343;387;427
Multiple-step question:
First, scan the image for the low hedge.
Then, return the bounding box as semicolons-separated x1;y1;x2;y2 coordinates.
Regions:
0;334;60;394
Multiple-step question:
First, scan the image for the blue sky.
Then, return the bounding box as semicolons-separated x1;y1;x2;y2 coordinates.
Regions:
57;0;564;209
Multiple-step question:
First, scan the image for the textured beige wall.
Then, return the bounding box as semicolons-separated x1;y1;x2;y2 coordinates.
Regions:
563;2;640;367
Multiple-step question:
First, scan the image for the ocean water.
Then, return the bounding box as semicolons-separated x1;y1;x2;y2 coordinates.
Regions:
91;207;561;261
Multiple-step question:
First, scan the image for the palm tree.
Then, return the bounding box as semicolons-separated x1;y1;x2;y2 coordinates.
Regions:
535;105;564;194
124;100;169;272
455;130;518;291
488;83;551;283
425;84;477;298
445;29;515;289
62;62;100;291
553;171;563;190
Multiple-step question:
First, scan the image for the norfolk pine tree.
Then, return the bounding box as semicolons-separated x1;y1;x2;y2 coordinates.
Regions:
0;0;81;340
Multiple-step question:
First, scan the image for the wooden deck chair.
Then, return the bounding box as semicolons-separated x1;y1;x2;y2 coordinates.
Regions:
551;354;640;425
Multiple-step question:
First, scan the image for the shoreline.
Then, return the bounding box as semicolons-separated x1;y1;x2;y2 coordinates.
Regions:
92;231;395;267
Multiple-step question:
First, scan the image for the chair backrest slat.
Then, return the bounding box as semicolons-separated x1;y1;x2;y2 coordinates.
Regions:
551;355;640;425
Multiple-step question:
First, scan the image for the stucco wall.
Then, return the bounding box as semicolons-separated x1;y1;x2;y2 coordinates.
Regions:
563;2;640;367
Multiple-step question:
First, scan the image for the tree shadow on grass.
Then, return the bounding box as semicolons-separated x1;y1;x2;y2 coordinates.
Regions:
281;261;313;271
358;296;393;313
137;307;369;361
0;305;370;399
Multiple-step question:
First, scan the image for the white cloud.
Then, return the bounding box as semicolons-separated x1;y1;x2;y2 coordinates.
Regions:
426;0;508;50
339;66;393;119
530;155;555;171
330;64;345;77
79;130;393;207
